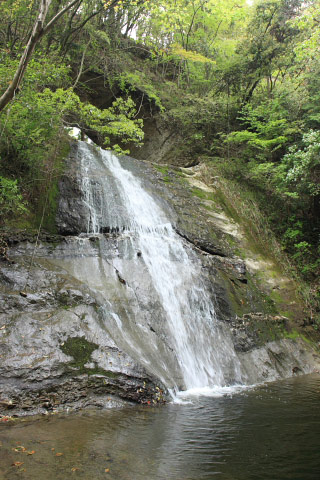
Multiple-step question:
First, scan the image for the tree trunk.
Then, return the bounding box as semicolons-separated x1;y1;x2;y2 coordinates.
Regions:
0;0;80;112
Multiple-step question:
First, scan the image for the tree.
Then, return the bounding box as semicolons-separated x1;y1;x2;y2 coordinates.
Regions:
0;0;122;112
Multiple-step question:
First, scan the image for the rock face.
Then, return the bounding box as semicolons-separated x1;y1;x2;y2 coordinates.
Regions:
56;143;90;235
1;140;320;417
0;247;166;416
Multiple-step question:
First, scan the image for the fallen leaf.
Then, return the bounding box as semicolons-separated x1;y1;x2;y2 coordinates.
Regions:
71;467;79;472
27;450;35;455
0;325;5;330
12;461;24;467
51;448;55;451
13;446;26;452
55;453;63;457
105;468;110;473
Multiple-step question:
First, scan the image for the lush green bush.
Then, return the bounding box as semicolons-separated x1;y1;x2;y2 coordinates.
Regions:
277;129;320;200
0;176;27;221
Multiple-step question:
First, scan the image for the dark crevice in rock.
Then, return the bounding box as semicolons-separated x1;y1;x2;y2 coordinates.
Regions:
2;231;66;246
174;227;227;257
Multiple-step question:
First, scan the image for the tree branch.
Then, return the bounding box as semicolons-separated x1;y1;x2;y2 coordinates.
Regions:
0;0;83;112
43;0;81;35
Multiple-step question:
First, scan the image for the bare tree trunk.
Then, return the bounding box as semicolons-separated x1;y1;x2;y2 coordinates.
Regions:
0;0;80;112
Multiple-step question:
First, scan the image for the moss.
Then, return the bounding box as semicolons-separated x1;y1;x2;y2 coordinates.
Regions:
34;139;70;234
60;336;98;368
6;216;34;231
283;329;313;345
154;165;172;183
214;265;298;345
154;165;169;175
285;329;300;340
154;164;187;185
210;188;234;218
191;187;215;202
201;200;221;214
6;139;70;234
267;291;295;321
211;184;276;259
268;290;282;304
246;313;286;345
42;181;59;233
218;271;248;317
59;336;122;378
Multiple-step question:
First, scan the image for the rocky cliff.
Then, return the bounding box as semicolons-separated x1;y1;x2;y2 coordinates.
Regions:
1;141;319;417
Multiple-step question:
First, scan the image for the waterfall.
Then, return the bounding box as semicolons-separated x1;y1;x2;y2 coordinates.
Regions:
78;142;243;393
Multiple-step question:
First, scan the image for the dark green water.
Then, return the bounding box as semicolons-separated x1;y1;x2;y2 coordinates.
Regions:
1;374;319;480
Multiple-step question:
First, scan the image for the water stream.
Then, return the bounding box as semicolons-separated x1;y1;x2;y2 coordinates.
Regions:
77;142;243;392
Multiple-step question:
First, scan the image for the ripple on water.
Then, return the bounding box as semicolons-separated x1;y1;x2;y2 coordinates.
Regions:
0;374;319;480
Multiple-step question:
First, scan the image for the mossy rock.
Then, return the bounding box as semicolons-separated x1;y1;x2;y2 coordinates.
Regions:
60;336;98;368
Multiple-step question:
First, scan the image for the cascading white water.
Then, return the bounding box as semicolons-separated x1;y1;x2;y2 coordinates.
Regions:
79;142;243;392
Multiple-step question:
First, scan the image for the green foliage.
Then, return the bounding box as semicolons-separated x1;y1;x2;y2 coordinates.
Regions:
118;71;164;111
226;98;301;162
277;129;320;198
0;176;27;221
171;44;215;65
0;82;144;183
39;89;144;153
0;43;144;226
164;92;234;156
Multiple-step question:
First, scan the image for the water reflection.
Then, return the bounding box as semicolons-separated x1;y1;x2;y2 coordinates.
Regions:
1;374;319;479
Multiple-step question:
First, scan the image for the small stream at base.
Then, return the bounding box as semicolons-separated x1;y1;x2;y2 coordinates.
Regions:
1;374;319;480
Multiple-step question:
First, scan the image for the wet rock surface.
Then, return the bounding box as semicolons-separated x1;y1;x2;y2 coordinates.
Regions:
1;141;320;417
56;142;91;235
0;250;166;417
57;142;233;257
